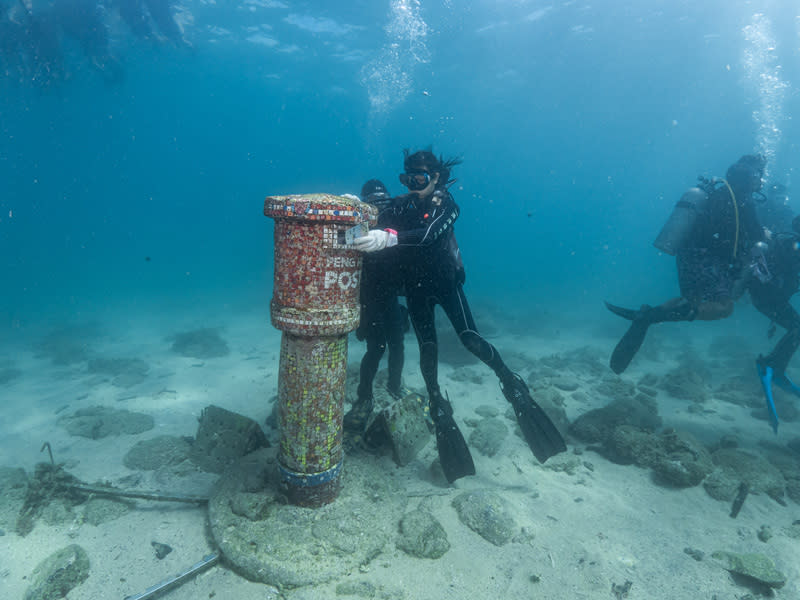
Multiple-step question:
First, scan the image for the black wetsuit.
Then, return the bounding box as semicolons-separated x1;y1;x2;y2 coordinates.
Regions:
355;196;406;401
750;232;800;373
390;190;510;398
676;183;763;304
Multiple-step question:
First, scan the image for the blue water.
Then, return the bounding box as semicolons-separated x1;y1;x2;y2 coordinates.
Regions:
2;0;799;333
4;4;800;597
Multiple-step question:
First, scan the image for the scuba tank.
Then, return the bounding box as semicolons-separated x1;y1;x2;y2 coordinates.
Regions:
653;186;709;255
653;174;733;256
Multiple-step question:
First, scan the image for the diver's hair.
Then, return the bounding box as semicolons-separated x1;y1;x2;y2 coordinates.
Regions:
403;147;463;189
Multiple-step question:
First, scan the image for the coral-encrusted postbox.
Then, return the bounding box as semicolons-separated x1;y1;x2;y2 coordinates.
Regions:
264;194;377;507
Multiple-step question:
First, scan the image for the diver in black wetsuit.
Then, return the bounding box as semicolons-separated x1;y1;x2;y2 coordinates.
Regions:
354;149;566;483
750;216;800;432
343;179;408;433
606;154;767;374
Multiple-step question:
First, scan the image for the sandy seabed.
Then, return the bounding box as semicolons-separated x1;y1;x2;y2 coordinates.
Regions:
1;303;799;600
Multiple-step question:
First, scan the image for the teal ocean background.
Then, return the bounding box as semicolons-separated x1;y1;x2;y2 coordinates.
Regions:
2;0;799;334
4;4;800;599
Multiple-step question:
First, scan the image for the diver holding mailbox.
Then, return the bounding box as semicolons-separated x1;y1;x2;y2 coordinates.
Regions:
353;148;566;483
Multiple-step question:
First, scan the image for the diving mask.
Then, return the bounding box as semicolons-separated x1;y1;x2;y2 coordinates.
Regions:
400;170;431;191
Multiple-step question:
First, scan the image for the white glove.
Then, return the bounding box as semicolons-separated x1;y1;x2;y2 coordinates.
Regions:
354;229;398;252
340;193;360;201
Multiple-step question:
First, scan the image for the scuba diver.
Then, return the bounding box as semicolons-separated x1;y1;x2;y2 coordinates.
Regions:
749;215;800;433
354;148;566;483
606;154;767;374
343;179;409;434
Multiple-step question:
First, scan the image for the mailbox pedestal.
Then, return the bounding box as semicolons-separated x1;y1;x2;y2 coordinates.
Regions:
264;194;376;507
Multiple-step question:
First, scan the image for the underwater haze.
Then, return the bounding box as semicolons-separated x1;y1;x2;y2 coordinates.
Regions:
2;0;798;334
5;2;800;599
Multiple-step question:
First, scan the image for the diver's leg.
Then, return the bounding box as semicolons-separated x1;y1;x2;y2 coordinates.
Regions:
437;284;504;371
692;298;734;321
750;289;800;433
407;292;439;395
756;300;800;376
343;295;386;432
407;291;474;482
439;285;566;462
343;333;385;432
384;297;405;398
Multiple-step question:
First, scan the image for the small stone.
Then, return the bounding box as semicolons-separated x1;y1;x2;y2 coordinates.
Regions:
151;541;173;559
369;392;431;466
229;492;273;521
82;498;132;526
57;406;154;439
452;491;517;546
711;551;786;589
683;547;704;561
123;436;192;471
757;525;773;543
396;509;449;559
191;406;268;473
552;377;579;392
612;580;633;599
474;404;499;418
468;418;508;457
24;544;90;600
335;580;377;597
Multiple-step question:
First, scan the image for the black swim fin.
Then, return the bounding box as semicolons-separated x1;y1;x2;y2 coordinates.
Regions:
606;299;697;374
604;301;640;321
430;391;475;483
609;318;651;374
605;301;653;374
500;373;567;462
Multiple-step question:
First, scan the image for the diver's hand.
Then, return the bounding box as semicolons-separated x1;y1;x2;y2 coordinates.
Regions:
340;193;360;201
354;229;398;252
